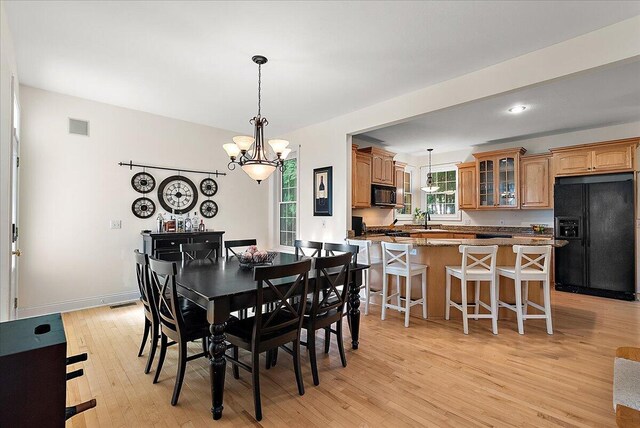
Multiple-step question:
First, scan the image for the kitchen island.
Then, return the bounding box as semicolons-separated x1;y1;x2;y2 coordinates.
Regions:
354;236;567;320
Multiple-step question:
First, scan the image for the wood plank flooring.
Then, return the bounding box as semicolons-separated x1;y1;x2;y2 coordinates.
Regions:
63;290;639;427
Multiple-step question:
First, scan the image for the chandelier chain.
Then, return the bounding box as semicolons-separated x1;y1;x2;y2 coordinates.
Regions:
257;64;262;117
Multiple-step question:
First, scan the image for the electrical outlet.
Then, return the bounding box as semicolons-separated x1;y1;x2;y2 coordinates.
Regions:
110;220;122;229
499;219;505;225
410;249;417;255
464;219;471;225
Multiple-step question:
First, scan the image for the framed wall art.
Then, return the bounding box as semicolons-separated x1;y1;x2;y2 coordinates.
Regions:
313;166;332;216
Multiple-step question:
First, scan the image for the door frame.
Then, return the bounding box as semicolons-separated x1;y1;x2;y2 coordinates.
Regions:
9;75;20;320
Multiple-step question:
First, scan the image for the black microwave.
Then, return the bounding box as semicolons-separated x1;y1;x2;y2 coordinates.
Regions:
372;185;396;206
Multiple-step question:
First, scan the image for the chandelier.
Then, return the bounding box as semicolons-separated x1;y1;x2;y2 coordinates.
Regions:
222;55;291;183
421;148;440;193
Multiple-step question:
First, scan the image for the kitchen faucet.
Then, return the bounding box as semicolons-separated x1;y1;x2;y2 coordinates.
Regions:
424;211;431;230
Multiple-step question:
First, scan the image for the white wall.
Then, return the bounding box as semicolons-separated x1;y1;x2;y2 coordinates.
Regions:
17;86;269;317
0;0;19;321
271;17;640;245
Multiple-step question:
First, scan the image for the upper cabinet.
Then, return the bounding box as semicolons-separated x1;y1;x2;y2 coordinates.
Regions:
352;146;372;208
473;148;526;209
520;154;552;209
360;147;395;186
457;162;477;210
552;138;637;177
394;162;406;208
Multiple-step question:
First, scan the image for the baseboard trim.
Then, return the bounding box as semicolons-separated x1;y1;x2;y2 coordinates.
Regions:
16;290;140;319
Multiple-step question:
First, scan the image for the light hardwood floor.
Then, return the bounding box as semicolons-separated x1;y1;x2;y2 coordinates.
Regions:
63;290;639;427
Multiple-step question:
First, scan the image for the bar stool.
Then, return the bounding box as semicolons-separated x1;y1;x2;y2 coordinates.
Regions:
445;245;498;335
346;239;374;315
496;245;553;335
380;242;427;327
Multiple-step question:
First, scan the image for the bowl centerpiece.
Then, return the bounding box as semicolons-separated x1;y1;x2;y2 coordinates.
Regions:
238;246;278;269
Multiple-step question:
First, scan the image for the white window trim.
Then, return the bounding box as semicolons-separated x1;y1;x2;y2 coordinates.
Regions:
422;163;462;221
395;170;413;221
275;152;299;251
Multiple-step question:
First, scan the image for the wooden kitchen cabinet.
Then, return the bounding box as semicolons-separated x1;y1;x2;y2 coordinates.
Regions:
394;162;406;208
353;150;372;208
351;144;358;208
457;162;477;210
552;138;637;176
474;147;526;209
360;146;395;185
520;154;552;209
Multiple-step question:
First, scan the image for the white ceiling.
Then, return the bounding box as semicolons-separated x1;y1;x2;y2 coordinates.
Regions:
358;59;640;155
6;1;640;136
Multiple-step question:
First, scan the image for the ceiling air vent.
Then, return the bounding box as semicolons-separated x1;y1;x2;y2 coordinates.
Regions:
69;118;89;136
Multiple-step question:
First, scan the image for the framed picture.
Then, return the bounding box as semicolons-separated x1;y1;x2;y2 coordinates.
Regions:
313;166;332;216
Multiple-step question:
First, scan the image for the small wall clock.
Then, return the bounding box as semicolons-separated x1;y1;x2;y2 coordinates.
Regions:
157;175;198;214
132;197;156;218
131;172;156;193
200;178;218;197
200;200;219;218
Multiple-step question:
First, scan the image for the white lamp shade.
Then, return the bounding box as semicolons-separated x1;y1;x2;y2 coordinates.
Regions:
223;143;241;158
280;148;292;159
233;135;255;151
268;139;289;154
421;186;440;193
242;163;276;183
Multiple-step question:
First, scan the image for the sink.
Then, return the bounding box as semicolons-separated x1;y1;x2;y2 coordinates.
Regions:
410;228;450;233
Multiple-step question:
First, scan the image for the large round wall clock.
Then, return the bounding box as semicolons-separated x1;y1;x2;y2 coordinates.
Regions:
131;172;156;193
200;178;218;197
157;175;198;214
132;197;156;219
200;200;219;218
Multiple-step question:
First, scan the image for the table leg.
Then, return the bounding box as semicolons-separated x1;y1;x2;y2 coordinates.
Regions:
348;274;361;350
209;321;227;420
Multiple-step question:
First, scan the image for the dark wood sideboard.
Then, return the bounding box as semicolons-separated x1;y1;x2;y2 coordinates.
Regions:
141;230;225;261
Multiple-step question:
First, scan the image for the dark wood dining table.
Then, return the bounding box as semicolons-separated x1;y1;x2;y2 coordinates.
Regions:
175;252;369;420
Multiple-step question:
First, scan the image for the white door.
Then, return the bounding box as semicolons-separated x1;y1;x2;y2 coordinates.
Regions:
9;76;20;319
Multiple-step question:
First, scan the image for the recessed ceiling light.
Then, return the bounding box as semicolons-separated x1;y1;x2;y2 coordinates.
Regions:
508;105;527;114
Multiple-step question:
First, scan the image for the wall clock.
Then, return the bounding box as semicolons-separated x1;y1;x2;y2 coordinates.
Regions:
157;175;198;214
200;200;219;218
200;178;218;197
132;197;156;218
131;172;156;193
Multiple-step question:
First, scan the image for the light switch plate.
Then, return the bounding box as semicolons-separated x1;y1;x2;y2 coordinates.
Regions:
110;220;122;229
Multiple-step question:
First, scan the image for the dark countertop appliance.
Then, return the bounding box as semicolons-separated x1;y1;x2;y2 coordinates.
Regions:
554;173;635;300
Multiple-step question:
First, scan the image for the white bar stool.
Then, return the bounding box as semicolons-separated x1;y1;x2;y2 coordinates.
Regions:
496;245;553;335
346;239;374;315
380;242;428;327
445;245;499;335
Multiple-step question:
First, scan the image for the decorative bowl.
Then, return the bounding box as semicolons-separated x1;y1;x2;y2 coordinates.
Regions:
238;250;278;269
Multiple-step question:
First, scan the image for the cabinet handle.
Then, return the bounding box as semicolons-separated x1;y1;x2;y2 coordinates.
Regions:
171;242;175;245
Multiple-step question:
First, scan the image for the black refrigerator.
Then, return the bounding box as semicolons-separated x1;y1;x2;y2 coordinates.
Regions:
554;173;635;300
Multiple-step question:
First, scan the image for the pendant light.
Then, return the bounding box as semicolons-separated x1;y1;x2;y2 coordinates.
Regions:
222;55;290;183
421;148;439;193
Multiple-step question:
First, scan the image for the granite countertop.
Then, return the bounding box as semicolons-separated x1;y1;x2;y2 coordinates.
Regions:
352;235;568;248
360;224;554;238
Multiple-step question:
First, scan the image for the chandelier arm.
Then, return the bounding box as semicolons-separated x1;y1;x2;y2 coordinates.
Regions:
227;161;237;171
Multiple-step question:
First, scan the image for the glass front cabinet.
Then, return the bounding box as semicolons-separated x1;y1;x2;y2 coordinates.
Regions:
473;148;525;208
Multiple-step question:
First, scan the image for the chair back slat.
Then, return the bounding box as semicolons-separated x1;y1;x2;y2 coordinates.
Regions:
381;242;411;271
513;245;551;274
148;257;183;338
346;239;372;265
458;245;498;274
134;250;156;318
224;239;257;259
180;242;220;260
312;253;352;318
294;240;323;258
253;259;312;339
324;242;359;264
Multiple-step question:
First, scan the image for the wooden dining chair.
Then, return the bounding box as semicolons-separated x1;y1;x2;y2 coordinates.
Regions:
179;242;220;260
134;250;160;374
224;239;257;259
224;259;312;421
148;257;211;406
294;239;323;258
302;252;352;386
324;242;359;262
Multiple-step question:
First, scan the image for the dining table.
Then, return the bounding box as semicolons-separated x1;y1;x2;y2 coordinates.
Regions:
175;252;369;420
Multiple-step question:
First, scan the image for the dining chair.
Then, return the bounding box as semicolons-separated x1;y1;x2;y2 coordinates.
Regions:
445;245;499;335
224;239;257;259
294;240;323;258
224;259;312;421
301;252;352;386
148;257;211;405
324;242;359;262
496;245;553;334
134;250;160;374
346;239;374;315
180;242;220;260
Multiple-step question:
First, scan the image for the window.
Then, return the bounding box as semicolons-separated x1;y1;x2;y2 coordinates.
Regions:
279;157;297;246
424;168;458;218
396;171;413;218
